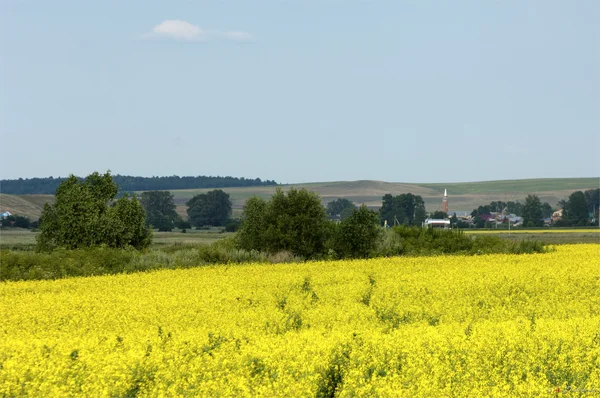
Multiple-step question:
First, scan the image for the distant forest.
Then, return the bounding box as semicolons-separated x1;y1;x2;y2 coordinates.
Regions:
1;175;278;195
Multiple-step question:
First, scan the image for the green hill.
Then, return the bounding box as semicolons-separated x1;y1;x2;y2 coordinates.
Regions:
2;177;597;219
164;177;599;216
0;194;54;220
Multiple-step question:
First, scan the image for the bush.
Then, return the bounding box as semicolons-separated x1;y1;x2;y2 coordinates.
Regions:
329;205;382;259
237;188;330;258
374;226;547;257
224;219;242;232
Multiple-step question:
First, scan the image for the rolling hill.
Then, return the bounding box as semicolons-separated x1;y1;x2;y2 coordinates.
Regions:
2;178;598;220
0;194;55;220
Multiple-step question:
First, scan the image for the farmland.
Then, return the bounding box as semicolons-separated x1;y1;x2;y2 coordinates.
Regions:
1;227;598;251
2;177;598;220
1;244;599;396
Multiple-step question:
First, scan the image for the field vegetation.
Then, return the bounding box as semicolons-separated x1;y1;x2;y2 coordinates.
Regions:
3;178;598;220
1;244;598;396
1;228;549;282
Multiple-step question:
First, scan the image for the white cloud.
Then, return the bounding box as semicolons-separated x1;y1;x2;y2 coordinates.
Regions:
146;20;205;41
143;20;253;42
222;31;253;42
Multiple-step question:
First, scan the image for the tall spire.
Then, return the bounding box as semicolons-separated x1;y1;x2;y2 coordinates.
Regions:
442;189;448;214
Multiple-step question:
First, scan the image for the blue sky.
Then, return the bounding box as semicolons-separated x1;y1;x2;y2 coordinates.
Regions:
1;0;598;183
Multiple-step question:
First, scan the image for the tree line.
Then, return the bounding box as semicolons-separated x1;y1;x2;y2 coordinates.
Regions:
468;189;599;227
1;174;277;195
25;172;549;267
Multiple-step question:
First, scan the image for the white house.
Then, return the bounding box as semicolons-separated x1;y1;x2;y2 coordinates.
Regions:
423;218;451;229
1;211;12;219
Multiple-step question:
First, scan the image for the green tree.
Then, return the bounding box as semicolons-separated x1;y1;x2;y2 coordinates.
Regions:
584;188;599;214
329;205;382;259
449;213;458;227
13;215;31;229
140;191;180;231
326;198;356;217
1;215;15;227
37;171;151;250
522;194;544;227
541;202;554;219
429;211;448;219
237;188;329;258
236;196;268;251
339;207;355;221
380;193;426;226
186;189;232;227
563;191;589;223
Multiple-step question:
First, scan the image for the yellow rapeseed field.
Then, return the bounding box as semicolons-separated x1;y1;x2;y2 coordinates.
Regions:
1;244;599;397
465;228;600;234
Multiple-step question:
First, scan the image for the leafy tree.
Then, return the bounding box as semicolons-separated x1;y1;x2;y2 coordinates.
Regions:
37;171;152;251
329;205;382;259
140;191;180;231
236;196;268;251
1;215;15;227
380;193;426;226
471;205;492;218
326;198;356;217
237;188;330;258
505;201;523;216
186;190;232;227
450;213;458;227
429;211;448;219
474;217;485;229
563;191;589;222
584;188;599;216
541;202;554;219
224;219;242;232
339;207;355;221
13;215;31;229
522;194;544;227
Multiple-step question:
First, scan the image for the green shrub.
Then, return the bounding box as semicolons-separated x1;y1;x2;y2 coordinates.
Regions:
329;206;382;259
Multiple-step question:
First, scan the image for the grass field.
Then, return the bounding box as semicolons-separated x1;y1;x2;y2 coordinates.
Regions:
2;227;598;249
465;229;600;245
0;229;231;250
420;177;600;195
1;244;598;396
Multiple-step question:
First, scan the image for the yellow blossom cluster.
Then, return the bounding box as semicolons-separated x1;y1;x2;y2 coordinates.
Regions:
1;244;599;396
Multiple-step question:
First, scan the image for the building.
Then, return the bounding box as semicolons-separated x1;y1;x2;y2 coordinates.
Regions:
423;219;451;229
552;209;563;222
1;211;12;219
442;189;448;213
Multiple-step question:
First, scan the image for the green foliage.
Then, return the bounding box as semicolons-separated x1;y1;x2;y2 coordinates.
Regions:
140;191;180;231
1;215;16;227
13;215;31;229
329;206;382;259
429;211;448;219
375;226;548;257
1;174;277;195
563;191;589;222
380;193;426;226
36;171;152;251
326;198;356;217
237;188;330;258
0;238;304;282
186;190;232;227
224;219;241;232
522;194;544;227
